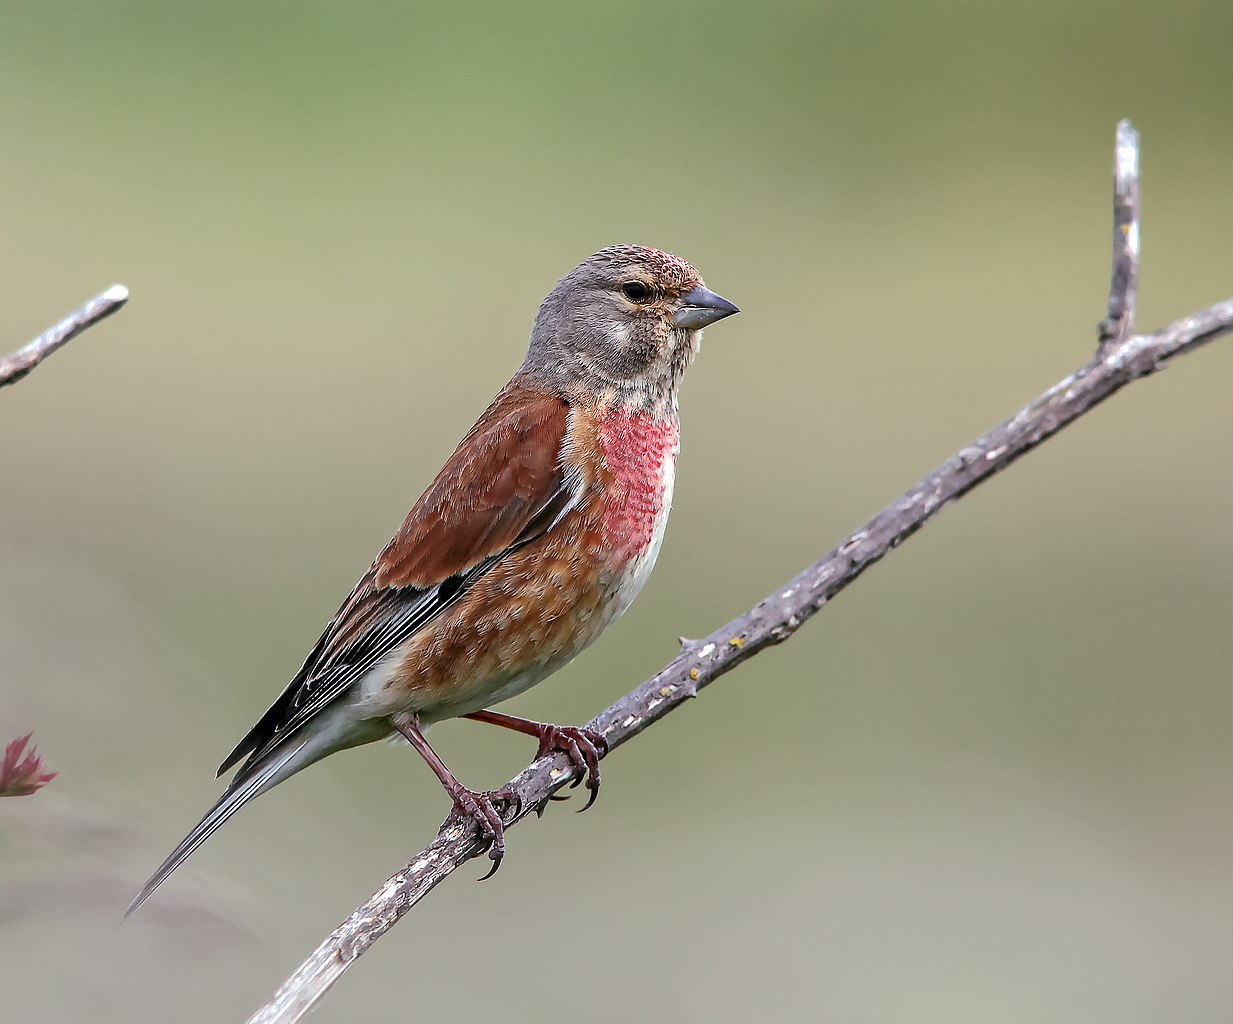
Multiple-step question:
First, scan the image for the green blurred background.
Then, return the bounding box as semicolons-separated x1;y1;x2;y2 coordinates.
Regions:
3;2;1233;1020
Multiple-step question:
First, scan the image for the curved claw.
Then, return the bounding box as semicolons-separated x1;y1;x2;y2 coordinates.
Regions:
443;785;519;881
579;778;600;813
531;724;607;811
477;852;502;882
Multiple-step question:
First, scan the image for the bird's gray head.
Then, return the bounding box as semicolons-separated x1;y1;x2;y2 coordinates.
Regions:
524;245;738;412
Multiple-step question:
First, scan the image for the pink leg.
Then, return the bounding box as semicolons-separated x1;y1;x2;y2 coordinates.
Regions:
463;709;607;810
393;716;518;878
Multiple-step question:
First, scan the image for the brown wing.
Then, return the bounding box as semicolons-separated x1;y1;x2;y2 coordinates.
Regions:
374;382;572;589
217;381;573;778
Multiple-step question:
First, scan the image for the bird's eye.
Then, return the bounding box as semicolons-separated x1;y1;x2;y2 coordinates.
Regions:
621;281;651;302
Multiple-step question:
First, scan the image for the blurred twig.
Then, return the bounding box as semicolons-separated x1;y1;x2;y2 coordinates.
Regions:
250;121;1233;1024
0;284;128;389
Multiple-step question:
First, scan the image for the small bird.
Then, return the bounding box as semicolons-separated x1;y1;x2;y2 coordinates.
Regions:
127;245;738;915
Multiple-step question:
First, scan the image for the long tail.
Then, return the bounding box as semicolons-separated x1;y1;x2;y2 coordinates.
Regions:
124;740;306;918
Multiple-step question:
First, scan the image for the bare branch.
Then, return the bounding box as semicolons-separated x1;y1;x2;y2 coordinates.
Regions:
0;284;129;390
1098;119;1140;348
250;121;1233;1023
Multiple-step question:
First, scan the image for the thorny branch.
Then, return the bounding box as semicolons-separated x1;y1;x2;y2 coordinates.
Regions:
0;284;128;389
249;121;1233;1024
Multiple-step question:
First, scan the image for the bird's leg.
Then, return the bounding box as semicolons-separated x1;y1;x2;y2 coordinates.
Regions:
463;709;607;810
392;715;518;878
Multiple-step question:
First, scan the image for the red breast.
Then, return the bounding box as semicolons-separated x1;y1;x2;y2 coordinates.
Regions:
370;390;679;717
594;404;680;564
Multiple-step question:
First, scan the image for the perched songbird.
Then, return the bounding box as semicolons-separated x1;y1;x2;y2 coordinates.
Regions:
127;245;738;915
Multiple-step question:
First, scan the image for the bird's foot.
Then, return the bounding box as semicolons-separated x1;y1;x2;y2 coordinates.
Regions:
444;783;520;880
535;724;608;811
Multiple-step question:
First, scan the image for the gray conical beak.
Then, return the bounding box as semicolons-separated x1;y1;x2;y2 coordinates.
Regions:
674;285;740;329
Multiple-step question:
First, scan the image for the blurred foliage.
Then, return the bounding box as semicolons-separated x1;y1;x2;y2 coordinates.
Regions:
0;733;57;797
2;2;1232;1022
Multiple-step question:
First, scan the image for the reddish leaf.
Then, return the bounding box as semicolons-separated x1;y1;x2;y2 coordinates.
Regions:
0;733;57;797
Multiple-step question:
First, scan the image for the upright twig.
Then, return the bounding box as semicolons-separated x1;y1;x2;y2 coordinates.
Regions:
0;284;129;390
1098;119;1140;348
249;121;1233;1024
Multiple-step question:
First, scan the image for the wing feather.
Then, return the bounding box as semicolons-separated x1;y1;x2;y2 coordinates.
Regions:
217;382;574;779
